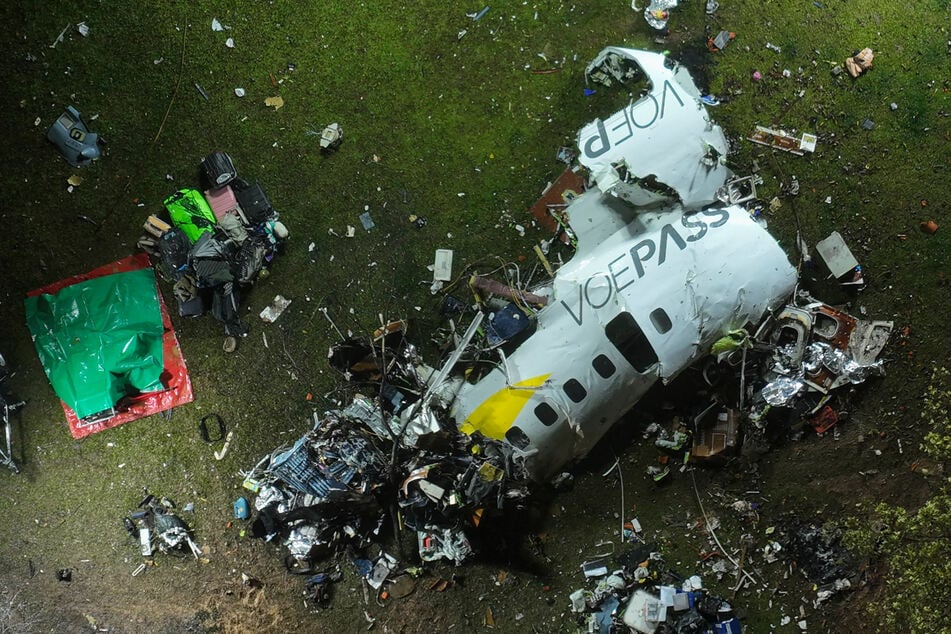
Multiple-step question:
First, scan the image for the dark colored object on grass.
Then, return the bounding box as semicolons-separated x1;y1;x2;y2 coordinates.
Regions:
235;182;275;224
158;229;192;278
46;106;103;167
0;353;23;474
201;151;238;188
199;414;226;442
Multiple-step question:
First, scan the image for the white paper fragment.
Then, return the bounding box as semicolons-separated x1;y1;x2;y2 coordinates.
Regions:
260;295;292;323
225;37;235;49
76;22;90;37
234;87;246;97
211;18;224;31
433;249;453;282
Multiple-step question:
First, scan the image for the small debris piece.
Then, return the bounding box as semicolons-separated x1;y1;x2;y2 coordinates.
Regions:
223;336;237;353
50;23;71;49
555;146;575;164
260;295;292;323
845;48;873;78
319;123;343;151
265;96;285;110
710;30;735;52
47;106;103;167
194;83;210;101
747;125;816;155
359;211;375;231
920;220;938;234
234;88;246;98
433;249;453;282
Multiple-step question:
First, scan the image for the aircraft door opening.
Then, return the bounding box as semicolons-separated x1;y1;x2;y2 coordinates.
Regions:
605;312;659;373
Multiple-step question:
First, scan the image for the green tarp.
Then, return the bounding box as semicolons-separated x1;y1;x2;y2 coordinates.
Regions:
24;268;166;419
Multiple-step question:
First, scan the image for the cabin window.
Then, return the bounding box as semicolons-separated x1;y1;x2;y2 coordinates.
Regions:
563;379;587;403
505;426;531;450
605;312;659;373
534;402;559;426
650;308;672;334
592;354;616;378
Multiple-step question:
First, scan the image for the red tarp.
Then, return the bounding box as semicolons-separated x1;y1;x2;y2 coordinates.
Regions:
26;253;193;438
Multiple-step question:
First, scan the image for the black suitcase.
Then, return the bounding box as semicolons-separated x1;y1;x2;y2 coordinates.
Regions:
200;151;238;189
235;182;273;224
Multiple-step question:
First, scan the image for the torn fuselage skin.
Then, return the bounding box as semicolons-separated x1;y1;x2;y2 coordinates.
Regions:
425;48;796;481
578;48;730;210
446;192;797;481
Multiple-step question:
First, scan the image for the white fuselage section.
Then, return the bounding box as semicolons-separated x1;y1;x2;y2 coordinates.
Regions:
449;192;797;479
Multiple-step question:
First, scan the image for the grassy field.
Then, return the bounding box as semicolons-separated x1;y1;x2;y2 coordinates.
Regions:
0;1;949;632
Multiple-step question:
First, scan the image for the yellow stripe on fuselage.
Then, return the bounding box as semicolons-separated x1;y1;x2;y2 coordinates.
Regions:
459;374;551;439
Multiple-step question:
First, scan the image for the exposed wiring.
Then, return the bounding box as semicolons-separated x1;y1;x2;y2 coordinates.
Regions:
690;470;764;590
603;454;626;542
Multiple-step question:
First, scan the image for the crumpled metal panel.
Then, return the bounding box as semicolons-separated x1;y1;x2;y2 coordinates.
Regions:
578;48;730;209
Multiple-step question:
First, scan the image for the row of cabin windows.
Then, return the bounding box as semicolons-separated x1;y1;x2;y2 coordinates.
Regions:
507;310;667;448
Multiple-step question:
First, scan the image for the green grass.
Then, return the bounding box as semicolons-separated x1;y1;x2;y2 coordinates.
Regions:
0;1;949;632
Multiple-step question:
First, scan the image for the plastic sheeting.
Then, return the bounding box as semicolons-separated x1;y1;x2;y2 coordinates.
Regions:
26;267;164;419
25;253;193;438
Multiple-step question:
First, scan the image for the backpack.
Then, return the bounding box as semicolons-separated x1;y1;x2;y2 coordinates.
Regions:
200;151;238;189
173;274;205;317
235;182;274;225
164;188;218;243
235;236;267;284
158;229;191;278
188;232;236;287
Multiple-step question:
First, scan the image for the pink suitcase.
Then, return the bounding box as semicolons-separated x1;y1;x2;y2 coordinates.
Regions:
204;185;239;221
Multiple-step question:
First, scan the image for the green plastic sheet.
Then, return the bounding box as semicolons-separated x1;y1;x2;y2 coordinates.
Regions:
24;268;166;419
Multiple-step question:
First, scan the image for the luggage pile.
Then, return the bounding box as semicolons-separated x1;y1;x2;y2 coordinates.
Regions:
138;152;289;338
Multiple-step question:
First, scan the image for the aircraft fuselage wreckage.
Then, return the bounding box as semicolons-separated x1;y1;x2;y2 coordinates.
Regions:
249;48;891;574
338;49;797;481
437;49;796;480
